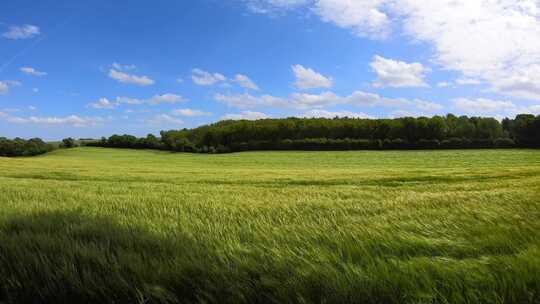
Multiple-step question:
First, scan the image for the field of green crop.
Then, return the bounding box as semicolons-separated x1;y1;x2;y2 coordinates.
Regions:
0;148;539;303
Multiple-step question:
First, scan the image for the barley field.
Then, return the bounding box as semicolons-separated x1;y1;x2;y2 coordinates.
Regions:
0;148;539;303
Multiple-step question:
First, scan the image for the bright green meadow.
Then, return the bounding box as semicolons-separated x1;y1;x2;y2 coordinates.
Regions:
0;148;539;303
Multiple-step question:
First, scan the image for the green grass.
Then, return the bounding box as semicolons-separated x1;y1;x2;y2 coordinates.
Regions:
0;148;539;303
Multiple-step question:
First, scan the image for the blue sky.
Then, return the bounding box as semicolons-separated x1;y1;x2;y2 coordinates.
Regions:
1;0;539;140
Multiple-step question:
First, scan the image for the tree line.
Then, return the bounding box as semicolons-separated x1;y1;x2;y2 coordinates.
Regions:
86;114;540;153
0;137;54;157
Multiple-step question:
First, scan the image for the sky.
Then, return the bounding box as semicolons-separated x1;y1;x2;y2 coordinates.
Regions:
1;0;540;140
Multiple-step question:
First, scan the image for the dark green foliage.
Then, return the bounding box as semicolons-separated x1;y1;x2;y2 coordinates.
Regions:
86;134;166;150
62;137;77;148
0;137;53;157
503;114;540;147
90;114;540;153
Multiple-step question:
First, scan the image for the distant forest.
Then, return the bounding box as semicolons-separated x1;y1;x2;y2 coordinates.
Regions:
0;138;53;157
85;114;540;153
2;114;539;157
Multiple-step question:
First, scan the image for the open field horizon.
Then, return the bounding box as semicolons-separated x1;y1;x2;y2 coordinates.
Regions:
1;148;539;303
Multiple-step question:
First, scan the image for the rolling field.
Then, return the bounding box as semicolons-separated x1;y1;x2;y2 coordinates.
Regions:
0;148;540;303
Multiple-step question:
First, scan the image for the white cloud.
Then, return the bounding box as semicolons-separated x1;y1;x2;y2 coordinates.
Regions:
244;0;309;13
2;24;40;40
20;67;47;77
394;0;540;101
148;114;184;125
221;111;270;120
389;110;424;118
0;81;8;95
415;100;444;112
0;108;20;113
215;91;443;113
370;55;429;88
0;80;21;95
146;93;186;105
89;94;186;109
453;97;540;116
453;98;515;115
437;82;451;88
32;88;39;93
290;91;441;111
89;98;117;109
292;64;333;90
234;74;259;90
172;108;212;117
111;62;136;71
191;68;227;86
491;65;540;100
303;109;373;119
108;69;155;86
289;91;341;108
247;1;540;101
456;78;482;86
215;93;288;109
3;114;106;127
314;0;391;39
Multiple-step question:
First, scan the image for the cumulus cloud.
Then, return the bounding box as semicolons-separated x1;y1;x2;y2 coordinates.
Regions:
491;65;540;100
221;111;270;120
289;91;441;110
88;94;186;109
109;69;155;86
215;93;288;109
145;94;186;105
234;74;259;90
453;97;540;116
215;91;443;113
453;98;516;114
2;114;106;127
314;0;390;39
171;108;212;117
370;55;429;88
245;0;391;39
303;109;373;119
147;114;184;125
88;98;117;109
292;64;333;90
396;0;540;101
20;67;47;77
192;68;227;86
2;24;40;39
246;1;540;101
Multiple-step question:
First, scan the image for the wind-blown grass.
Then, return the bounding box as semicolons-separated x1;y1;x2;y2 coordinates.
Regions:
0;148;539;303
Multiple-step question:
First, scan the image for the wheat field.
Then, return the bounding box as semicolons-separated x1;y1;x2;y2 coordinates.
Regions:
0;148;539;303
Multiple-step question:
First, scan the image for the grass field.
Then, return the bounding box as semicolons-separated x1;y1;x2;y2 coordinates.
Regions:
0;148;539;303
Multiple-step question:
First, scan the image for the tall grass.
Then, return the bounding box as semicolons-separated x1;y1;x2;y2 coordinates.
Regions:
0;148;539;303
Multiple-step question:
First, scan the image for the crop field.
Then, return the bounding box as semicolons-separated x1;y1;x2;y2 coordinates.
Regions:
0;148;539;303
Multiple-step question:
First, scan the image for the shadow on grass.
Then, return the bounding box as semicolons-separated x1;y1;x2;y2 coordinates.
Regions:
0;211;227;304
1;211;539;304
0;211;353;304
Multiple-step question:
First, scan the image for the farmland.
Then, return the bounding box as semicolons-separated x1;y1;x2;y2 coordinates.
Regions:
0;148;539;303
